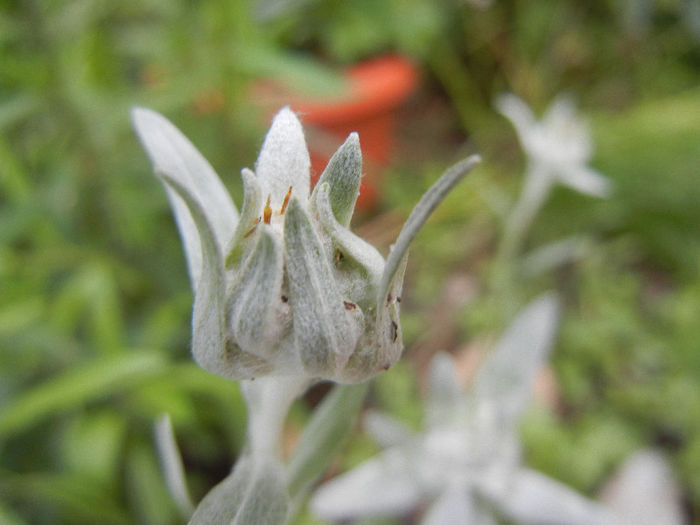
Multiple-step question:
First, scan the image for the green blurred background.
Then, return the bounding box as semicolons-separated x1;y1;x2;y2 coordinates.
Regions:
1;0;699;523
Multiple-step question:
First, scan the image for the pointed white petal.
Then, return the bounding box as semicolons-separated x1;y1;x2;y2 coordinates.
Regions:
473;293;559;427
310;132;362;227
311;450;422;520
601;449;686;525
558;165;612;198
364;410;415;448
131;107;237;285
542;96;593;159
495;93;538;145
422;486;496;525
494;468;625;525
426;352;463;428
255;107;311;210
542;96;578;131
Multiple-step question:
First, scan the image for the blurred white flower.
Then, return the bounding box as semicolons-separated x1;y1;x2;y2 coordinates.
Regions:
496;93;611;198
312;294;626;525
132;106;479;385
494;94;612;262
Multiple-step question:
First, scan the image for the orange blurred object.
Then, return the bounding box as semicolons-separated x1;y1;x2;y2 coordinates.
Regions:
256;55;419;211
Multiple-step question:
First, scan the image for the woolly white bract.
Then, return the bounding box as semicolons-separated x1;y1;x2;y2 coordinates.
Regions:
132;106;479;384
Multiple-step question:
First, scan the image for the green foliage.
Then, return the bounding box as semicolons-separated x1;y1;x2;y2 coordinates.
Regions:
0;2;255;522
2;0;699;522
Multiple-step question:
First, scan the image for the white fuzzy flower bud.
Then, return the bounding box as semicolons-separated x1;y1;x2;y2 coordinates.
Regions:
132;106;479;383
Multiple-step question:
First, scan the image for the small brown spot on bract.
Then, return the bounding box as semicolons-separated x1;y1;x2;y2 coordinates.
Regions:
382;362;391;371
334;249;344;263
387;294;392;304
390;321;398;342
244;218;260;238
396;296;402;303
343;301;357;311
225;337;240;353
281;295;289;303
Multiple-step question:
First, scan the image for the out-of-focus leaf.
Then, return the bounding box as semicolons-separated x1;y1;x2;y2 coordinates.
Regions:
0;135;32;203
125;441;179;525
286;383;369;502
49;263;126;356
0;501;29;525
0;352;167;439
0;95;38;131
60;411;127;484
154;414;195;519
0;298;44;338
237;45;350;96
0;470;130;525
589;90;700;278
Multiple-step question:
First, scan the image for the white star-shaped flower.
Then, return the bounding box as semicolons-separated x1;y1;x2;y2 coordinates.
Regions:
312;294;626;525
496;93;611;198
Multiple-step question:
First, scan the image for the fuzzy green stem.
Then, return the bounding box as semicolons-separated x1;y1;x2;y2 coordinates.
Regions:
242;376;311;461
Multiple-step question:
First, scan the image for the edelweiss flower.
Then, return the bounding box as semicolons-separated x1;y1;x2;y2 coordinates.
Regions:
132;107;479;384
496;93;611;198
312;294;626;525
